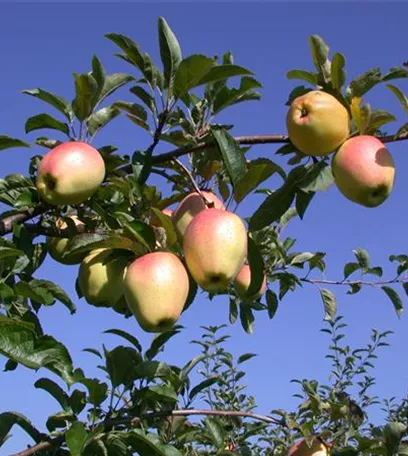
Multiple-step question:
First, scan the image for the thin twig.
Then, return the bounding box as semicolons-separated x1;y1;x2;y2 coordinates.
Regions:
172;158;211;205
302;277;407;287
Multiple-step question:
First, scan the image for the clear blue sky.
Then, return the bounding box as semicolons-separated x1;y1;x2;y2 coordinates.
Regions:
1;2;408;453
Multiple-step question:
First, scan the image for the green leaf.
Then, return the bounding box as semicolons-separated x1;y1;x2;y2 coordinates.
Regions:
0;315;77;384
198;64;253;85
66;421;88;456
28;279;76;314
308;34;331;83
124;220;156;251
382;66;408;81
290;252;316;266
65;233;135;257
383;421;407;456
353;248;370;270
79;378;108;406
212;128;247;188
158;16;182;92
367;109;397;134
14;280;54;305
35;377;70;411
91;55;106;99
98;73;134;106
386;84;408;117
22;88;74;121
25;113;70;136
0;135;30;151
237;353;257;364
113;101;148;121
240;305;255;334
229;298;238;324
146;385;178;402
204;417;225;447
130;86;156;112
173;54;215;99
126;429;183;456
296;161;333;193
145;328;181;361
344;262;360;279
331;52;346;91
0;411;42;446
46;411;76;433
295;190;315;220
212;76;261;115
189;377;219;401
348;68;382;98
320;288;336;321
286;70;318;85
234;158;285;203
382;286;403;317
72;73;98;121
104;328;142;351
0;246;24;259
105;346;142;387
0;283;14;304
246;236;265;298
150;207;178;247
367;266;383;277
70;389;87;415
266;289;278;319
87;106;120;137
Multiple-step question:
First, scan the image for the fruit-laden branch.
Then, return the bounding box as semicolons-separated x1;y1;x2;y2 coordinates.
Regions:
1;130;408;238
12;408;283;456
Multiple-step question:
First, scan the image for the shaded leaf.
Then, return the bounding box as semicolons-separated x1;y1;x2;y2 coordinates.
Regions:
331;53;346;91
145;328;181;361
104;328;142;352
382;286;403;317
25;113;70;136
0;411;42;446
105;346;142;387
199;64;253;85
344;262;360;279
72;73;98;121
173;54;215;99
35;377;70;411
87;106;120;137
22;88;74;121
158;16;182;92
266;289;278;319
348;68;382;98
189;377;219;401
66;421;88;456
246;236;265;298
0;135;30;151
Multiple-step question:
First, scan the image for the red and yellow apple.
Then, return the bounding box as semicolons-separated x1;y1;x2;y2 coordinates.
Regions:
233;263;267;300
286;90;350;156
288;438;329;456
331;135;395;207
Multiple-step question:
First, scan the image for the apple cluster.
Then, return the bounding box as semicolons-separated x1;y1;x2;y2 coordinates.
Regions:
36;144;267;333
287;90;396;208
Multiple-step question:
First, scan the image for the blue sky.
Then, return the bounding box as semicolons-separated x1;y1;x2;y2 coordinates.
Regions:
1;2;408;453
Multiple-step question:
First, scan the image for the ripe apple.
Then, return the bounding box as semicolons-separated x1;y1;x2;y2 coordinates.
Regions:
78;248;127;308
124;252;189;332
36;141;105;206
288;439;329;456
47;216;86;265
331;135;395;207
286;90;350;156
233;263;267;300
183;208;247;293
172;191;225;238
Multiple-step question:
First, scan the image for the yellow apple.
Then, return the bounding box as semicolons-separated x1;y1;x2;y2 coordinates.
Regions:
183;208;247;293
36;141;105;206
288;439;329;456
124;252;189;332
286;90;350;156
331;135;395;207
47;216;86;265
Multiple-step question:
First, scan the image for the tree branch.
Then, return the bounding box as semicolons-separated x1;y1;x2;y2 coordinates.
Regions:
0;204;48;236
12;435;64;456
302;276;407;287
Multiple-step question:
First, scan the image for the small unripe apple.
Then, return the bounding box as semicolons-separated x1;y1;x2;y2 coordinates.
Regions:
36;141;105;206
46;216;86;265
331;135;395;207
78;248;127;308
286;90;350;156
124;252;189;333
183;208;247;293
233;264;267;300
288;438;329;456
172;191;225;238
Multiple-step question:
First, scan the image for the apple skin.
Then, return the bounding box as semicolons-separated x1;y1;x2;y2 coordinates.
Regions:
78;249;127;308
124;252;189;333
162;208;173;217
233;264;267;300
36;141;105;206
288;439;329;456
172;191;225;238
331;135;395;207
183;208;247;293
286;91;350;156
47;216;86;265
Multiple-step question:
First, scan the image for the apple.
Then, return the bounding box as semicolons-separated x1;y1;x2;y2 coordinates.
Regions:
47;216;86;265
288;439;329;456
286;90;350;156
183;208;247;293
78;248;127;308
36;141;105;206
233;263;267;300
172;191;225;238
331;135;395;207
124;252;189;332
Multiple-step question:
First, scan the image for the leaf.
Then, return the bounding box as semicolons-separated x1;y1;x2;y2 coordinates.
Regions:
35;377;70;411
146;385;178;402
266;289;278;319
87;106;120;137
286;70;318;85
130;85;156;112
0;315;76;384
98;73;134;106
22;88;74;121
126;429;183;456
229;298;238;324
105;346;142;387
350;97;370;135
25;113;70;136
66;421;88;456
158;16;182;92
124;220;156;250
353;248;370;270
70;389;87;415
367;109;397;134
348;68;382;98
382;286;403;317
246;236;265;298
65;232;135;256
104;328;142;351
28;279;76;314
212;76;261;115
295;190;315;219
234;158;285;203
0;135;30;151
383;421;407;456
240;305;255;334
72;73;98;121
331;53;346;91
150;207;178;247
320;288;336;321
113;101;148;121
344;262;360;279
308;34;331;83
0;411;42;446
212;128;247;188
79;378;108;406
290;252;316;266
237;353;257;364
382;66;408;81
173;54;215;99
0;246;24;259
198;64;253;85
189;377;219;401
386;84;408;117
204;417;225;447
145;328;181;361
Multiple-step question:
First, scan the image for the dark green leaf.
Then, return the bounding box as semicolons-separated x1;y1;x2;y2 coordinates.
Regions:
204;417;225;447
189;377;219;401
285;86;313;106
0;283;14;304
79;378;108;406
70;389;87;415
22;88;74;121
344;262;360;279
98;73;134;105
386;84;408;117
113;101;148;121
130;86;156;112
0;136;30;151
25;113;70;136
0;411;42;446
237;353;257;364
87;106;120;137
295;190;315;219
367;266;383;277
382;286;403;317
212;128;247;188
199;64;253;85
0;246;24;259
320;288;336;321
286;70;318;85
266;289;278;319
296;161;333;193
105;346;142;387
348;68;382;98
28;279;76;314
158;16;182;92
229;298;238;324
66;421;88;456
124;220;156;250
126;429;183;456
72;73;98;121
104;328;142;351
146;328;181;361
382;66;408;81
212;76;261;114
240;305;255;334
35;377;70;411
173;54;215;99
246;236;265;298
331;53;346;91
65;233;135;256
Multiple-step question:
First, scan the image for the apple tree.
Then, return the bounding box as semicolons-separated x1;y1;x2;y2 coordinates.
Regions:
1;16;408;456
